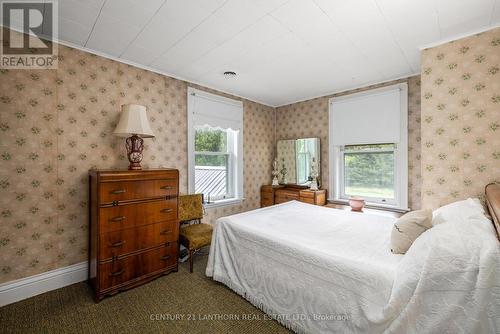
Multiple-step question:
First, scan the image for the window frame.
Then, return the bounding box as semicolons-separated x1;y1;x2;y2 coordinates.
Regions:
328;83;408;210
187;88;244;208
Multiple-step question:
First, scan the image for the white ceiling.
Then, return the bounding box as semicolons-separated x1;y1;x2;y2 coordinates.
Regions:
52;0;500;106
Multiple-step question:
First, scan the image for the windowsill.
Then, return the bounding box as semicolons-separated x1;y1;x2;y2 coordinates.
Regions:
328;199;409;214
203;198;244;209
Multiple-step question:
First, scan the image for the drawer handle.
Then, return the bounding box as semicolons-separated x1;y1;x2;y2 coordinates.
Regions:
109;269;124;277
109;216;126;222
160;185;174;190
110;189;126;195
109;240;125;247
160;255;170;261
160;229;171;235
160;208;173;213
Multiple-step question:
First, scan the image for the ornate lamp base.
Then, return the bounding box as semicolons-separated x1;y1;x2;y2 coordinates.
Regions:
128;162;142;170
125;134;144;170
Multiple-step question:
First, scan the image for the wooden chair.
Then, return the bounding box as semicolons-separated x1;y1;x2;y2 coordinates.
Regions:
178;194;213;273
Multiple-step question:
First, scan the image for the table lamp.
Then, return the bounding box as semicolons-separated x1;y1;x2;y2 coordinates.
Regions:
113;104;154;170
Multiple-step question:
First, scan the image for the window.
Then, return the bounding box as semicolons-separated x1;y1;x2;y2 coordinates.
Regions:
342;144;396;205
194;127;235;201
187;88;243;207
329;83;408;210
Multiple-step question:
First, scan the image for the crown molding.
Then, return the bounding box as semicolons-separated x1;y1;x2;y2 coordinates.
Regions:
275;72;420;108
4;23;498;109
419;24;500;50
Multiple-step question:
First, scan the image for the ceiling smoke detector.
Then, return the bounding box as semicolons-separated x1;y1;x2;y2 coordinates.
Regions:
223;71;237;78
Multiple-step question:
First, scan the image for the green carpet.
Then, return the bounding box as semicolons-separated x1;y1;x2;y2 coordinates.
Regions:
0;254;291;334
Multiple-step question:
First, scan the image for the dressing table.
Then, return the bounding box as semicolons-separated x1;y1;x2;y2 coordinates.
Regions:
262;137;326;207
261;184;326;207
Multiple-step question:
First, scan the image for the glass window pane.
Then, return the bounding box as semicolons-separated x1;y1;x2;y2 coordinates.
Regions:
195;128;227;152
344;149;395;199
194;153;229;200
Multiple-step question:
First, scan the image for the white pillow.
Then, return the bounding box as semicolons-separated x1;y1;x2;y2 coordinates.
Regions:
432;198;487;226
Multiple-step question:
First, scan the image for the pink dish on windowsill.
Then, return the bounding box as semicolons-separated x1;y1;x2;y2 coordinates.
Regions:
348;197;365;212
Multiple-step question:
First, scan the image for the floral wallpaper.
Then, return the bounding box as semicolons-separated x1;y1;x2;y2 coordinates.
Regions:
276;76;422;210
420;27;500;209
0;35;275;283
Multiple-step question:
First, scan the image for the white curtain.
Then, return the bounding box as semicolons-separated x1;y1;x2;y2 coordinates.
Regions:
191;92;243;131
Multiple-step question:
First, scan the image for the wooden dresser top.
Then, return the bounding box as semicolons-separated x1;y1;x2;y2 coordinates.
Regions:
89;168;178;174
89;168;178;181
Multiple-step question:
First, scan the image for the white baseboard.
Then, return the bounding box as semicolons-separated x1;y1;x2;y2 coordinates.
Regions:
0;261;88;307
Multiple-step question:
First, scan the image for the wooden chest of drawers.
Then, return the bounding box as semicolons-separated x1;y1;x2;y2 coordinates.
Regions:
88;169;179;301
261;185;326;207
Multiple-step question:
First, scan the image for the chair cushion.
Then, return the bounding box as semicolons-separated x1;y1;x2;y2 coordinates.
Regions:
179;194;204;222
180;223;213;250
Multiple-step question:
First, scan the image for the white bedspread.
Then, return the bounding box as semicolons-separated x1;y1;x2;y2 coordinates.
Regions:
206;201;500;333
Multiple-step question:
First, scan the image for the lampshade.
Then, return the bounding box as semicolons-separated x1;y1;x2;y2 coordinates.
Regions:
113;104;155;138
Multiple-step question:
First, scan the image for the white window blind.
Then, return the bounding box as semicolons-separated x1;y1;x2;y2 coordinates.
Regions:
330;88;401;145
191;91;243;131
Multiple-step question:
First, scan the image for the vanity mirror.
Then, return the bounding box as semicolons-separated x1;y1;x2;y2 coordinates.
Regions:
276;137;320;186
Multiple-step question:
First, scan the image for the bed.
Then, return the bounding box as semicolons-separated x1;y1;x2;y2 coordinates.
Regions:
206;184;500;333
